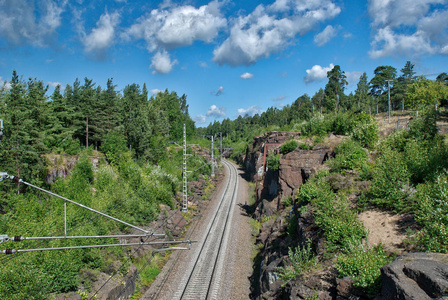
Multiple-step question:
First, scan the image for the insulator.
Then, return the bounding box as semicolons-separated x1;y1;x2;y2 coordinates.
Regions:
13;236;22;242
11;176;20;183
5;249;14;255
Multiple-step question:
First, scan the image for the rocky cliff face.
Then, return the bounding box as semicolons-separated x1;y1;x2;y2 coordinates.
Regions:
243;132;337;299
243;132;331;219
44;154;102;184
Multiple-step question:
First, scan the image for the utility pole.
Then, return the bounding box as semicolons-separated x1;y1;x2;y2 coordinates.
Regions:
211;135;215;177
0;119;3;142
386;80;393;123
182;124;188;211
219;132;222;161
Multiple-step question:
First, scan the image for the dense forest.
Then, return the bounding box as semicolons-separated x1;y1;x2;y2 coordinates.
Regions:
0;70;207;299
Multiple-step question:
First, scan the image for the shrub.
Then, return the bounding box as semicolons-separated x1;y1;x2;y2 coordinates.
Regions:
297;173;366;252
408;109;438;141
301;114;332;137
314;195;367;252
276;239;317;285
336;245;392;297
350;113;378;149
413;172;448;252
329;140;368;173
280;140;298;154
267;152;280;171
370;148;413;212
101;131;128;165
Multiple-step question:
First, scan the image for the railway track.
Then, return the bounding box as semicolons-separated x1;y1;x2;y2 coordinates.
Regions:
172;159;239;300
143;159;240;300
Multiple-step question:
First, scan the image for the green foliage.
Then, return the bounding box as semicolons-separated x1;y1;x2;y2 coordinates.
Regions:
408;108;438;141
297;172;366;252
370;148;412;211
370;111;448;212
280;140;298;154
329;140;368;173
314;194;367;252
413;172;448;252
336;245;392;297
406;77;448;110
281;195;293;207
0;149;187;298
267;152;280;171
101;131;128;165
350;113;379;148
301;114;333;137
276;239;317;284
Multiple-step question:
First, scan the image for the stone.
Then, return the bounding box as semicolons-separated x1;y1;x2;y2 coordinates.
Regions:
381;252;448;300
336;276;355;299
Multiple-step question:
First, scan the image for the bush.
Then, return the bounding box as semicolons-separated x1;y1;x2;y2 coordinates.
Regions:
101;131;128;165
267;152;280;171
314;194;367;252
280;140;298;154
350;112;379;149
337;245;392;297
408;109;438;141
301;114;332;137
276;239;317;284
329;140;368;173
297;173;366;252
370;148;413;212
413;172;448;252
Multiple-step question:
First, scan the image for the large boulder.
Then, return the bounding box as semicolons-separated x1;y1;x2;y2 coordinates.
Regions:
381;252;448;299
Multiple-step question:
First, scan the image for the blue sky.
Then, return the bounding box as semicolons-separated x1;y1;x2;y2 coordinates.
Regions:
1;0;447;126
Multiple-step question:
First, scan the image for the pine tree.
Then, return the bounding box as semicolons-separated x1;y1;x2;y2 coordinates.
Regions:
355;73;373;112
369;66;397;113
323;65;347;112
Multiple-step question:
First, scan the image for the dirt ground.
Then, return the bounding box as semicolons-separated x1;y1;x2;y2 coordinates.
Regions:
359;209;417;254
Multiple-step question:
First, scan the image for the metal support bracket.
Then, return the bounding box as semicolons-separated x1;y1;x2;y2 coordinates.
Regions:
0;172;9;182
0;235;10;244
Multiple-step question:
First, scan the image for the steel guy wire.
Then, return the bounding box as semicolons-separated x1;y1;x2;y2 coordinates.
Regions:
0;179;139;264
0;188;128;264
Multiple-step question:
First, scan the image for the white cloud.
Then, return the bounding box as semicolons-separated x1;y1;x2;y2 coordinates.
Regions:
199;61;209;68
237;105;264;116
82;11;120;60
206;105;226;118
345;71;363;86
368;0;448;58
124;1;226;51
343;32;353;39
212;86;224;96
304;63;334;83
193;114;207;124
150;50;178;74
369;26;435;58
0;77;11;90
123;1;226;74
240;72;254;79
150;88;162;95
213;0;341;66
47;81;62;88
314;25;339;46
0;0;67;47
